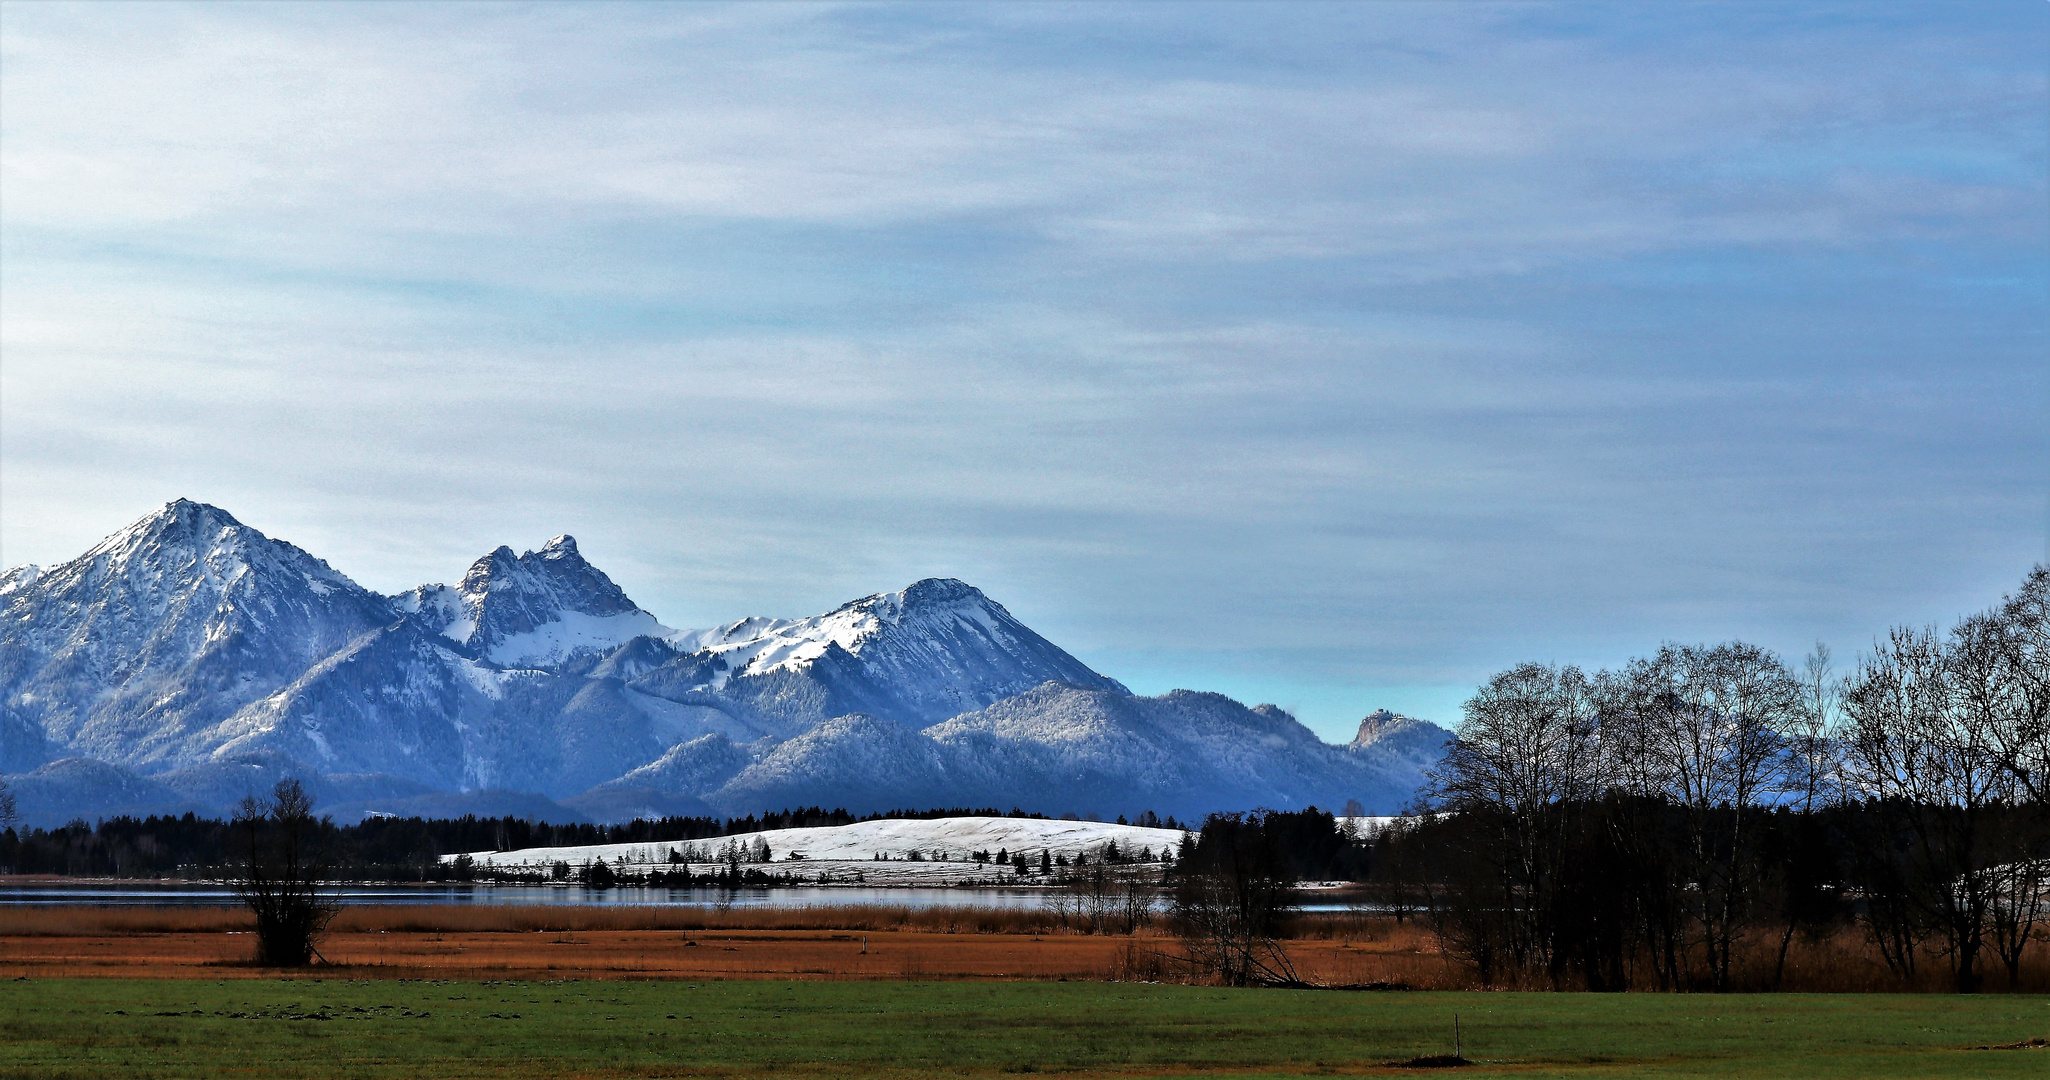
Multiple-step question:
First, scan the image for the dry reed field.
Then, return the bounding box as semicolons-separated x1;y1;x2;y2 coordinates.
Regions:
3;902;2044;991
0;903;1471;985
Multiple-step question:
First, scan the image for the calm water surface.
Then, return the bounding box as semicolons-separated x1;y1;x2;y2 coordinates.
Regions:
0;882;1364;912
2;883;1055;910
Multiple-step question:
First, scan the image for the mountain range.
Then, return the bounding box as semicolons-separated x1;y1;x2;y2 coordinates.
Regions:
0;500;1450;827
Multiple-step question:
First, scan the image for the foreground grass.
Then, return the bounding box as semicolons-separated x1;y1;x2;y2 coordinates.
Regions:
0;978;2043;1079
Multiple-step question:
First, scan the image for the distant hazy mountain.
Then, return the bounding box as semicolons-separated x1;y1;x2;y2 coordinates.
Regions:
693;685;1443;822
0;500;1450;826
1346;709;1454;783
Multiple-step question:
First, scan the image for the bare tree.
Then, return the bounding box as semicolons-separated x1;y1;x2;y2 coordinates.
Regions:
1761;642;1845;987
1167;814;1301;986
1602;642;1802;991
1983;567;2049;803
1362;815;1422;926
1982;833;2048;989
1790;643;1843;810
1950;573;2050;987
231;778;338;967
1424;662;1604;982
1841;625;2006;991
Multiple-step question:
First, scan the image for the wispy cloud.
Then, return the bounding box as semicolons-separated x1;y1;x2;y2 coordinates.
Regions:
3;1;2043;735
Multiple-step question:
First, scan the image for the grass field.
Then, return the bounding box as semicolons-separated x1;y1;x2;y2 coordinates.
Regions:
1;978;2044;1079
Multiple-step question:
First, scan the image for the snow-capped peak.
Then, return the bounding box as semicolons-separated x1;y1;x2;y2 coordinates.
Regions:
400;535;671;669
0;501;398;772
51;499;370;603
662;577;1127;725
0;565;43;597
686;578;1005;686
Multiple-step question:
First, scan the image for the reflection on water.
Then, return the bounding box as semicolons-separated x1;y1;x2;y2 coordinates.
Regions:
0;881;1364;912
0;883;1052;910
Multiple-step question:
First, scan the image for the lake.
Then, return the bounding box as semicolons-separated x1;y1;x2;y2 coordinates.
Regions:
0;881;1367;912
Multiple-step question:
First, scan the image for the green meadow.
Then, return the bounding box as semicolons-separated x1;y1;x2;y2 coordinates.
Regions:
0;978;2043;1079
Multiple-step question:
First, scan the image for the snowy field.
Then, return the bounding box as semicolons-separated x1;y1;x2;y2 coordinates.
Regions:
1338;816;1401;837
448;814;1404;886
453;816;1188;874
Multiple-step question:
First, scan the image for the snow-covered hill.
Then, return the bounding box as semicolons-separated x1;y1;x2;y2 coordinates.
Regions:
453;815;1188;872
0;501;1452;824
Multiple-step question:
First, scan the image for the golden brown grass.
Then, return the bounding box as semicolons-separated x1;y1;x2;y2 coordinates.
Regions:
0;902;1078;937
0;904;2040;991
0;903;1464;985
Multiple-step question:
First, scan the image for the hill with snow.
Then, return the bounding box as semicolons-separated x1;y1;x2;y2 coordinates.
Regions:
457;815;1189;871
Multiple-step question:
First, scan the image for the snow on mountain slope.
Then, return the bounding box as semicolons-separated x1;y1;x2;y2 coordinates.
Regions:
1;501;1450;822
637;578;1129;730
672;684;1431;821
0;565;42;596
1346;709;1454;785
693;579;1112;691
562;732;754;821
706;713;959;814
192;619;707;797
197;621;493;788
395;536;670;669
623;690;769;746
664;616;798;653
598;732;757;793
484;608;671;670
454;815;1188;870
924;685;1423;818
0;500;399;771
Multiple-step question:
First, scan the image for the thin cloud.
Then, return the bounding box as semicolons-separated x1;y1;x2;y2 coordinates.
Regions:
2;2;2042;736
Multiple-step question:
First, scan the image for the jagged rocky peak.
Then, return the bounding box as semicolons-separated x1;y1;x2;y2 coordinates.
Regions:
70;499;358;591
1351;708;1447;747
459;535;619;603
401;533;671;669
689;577;1022;680
1347;709;1454;774
5;499;375;626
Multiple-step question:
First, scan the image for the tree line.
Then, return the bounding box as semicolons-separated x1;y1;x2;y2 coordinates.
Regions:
0;804;1073;880
1374;565;2046;992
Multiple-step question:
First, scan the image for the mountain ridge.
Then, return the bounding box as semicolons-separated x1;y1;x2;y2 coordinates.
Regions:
0;501;1451;825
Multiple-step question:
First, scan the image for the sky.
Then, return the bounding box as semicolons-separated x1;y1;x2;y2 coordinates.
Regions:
1;2;2044;740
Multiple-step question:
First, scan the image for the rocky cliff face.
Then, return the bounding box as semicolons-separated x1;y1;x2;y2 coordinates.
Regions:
1346;708;1455;786
394;535;671;670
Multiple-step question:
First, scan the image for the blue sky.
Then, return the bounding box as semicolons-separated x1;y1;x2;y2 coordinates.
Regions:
2;2;2044;739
